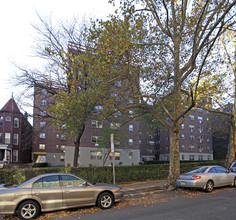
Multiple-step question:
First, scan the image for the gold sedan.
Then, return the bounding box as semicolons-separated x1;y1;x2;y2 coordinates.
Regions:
0;173;124;219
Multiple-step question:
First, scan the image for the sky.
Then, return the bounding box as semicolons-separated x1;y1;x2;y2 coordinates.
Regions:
0;0;114;113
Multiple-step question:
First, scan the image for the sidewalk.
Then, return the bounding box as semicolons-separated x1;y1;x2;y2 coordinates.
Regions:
118;180;172;197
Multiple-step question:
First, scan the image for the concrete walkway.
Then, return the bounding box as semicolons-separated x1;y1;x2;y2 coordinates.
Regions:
118;180;171;197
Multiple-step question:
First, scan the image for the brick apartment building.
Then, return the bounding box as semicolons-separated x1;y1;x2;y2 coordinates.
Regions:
0;97;32;164
159;108;213;161
32;85;141;166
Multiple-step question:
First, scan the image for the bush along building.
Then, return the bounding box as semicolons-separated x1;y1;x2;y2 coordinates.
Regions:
159;108;213;161
0;97;32;164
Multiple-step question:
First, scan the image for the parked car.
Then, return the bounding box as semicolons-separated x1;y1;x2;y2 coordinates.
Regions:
0;173;124;220
230;161;236;172
176;165;236;192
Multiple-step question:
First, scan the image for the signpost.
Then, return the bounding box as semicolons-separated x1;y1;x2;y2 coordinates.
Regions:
110;134;115;185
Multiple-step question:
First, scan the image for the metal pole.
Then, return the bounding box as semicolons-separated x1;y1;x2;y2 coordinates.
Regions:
110;134;115;185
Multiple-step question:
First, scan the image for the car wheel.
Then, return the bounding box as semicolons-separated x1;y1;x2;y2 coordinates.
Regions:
205;180;214;192
18;200;40;220
234;177;236;187
97;192;114;209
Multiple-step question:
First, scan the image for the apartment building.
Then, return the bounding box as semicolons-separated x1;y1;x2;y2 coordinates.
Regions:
0;97;32;164
32;85;140;166
159;108;213;161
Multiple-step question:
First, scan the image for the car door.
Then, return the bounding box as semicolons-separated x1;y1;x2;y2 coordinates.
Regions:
60;175;95;208
207;167;221;187
215;167;232;186
32;175;63;211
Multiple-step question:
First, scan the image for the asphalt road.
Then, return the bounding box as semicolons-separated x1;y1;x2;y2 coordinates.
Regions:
47;188;236;220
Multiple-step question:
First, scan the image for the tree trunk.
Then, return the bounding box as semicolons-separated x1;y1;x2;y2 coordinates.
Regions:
168;124;180;187
225;106;236;169
73;124;85;167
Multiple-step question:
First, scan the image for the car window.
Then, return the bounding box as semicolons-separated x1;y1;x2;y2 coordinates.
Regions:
215;167;227;173
188;167;208;174
33;175;60;188
60;175;86;187
232;162;236;168
208;168;217;173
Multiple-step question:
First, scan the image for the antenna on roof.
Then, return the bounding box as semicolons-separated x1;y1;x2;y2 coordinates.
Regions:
11;92;14;99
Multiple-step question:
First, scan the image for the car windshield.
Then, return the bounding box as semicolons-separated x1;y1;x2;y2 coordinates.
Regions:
187;167;208;174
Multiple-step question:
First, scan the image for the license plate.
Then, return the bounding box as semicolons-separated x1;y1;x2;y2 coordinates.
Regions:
181;182;186;185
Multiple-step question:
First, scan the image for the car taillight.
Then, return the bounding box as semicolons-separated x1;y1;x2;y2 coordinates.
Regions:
191;175;201;180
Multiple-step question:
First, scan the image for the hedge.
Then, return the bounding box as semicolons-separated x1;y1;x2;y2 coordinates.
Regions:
0;160;225;185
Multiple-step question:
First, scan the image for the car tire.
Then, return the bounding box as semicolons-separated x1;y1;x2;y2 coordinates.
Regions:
18;200;40;220
97;192;114;209
234;177;236;187
205;180;214;192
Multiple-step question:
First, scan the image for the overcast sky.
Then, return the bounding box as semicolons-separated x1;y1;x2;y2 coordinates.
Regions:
0;0;114;113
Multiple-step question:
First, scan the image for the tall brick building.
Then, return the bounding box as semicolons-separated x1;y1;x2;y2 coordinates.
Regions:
32;85;141;166
159;108;213;161
0;97;32;164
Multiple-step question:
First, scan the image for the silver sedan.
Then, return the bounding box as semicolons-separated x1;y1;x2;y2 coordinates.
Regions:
0;173;124;220
176;165;236;192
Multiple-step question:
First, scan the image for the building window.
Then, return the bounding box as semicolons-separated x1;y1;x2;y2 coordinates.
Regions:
198;116;203;123
181;134;185;140
129;151;133;159
189;145;195;151
91;136;99;145
91;120;103;128
199;136;203;143
61;145;65;150
181;124;184;129
39;144;45;150
41;100;47;106
0;133;2;143
41;88;47;95
207;146;210;152
56;134;59;138
6;116;11;122
148;141;155;145
189;155;195;160
189;115;194;120
198;126;203;133
61;134;66;140
198;155;203;160
40;122;46;127
189;135;195;140
206;137;210;142
198;146;203;152
129;125;133;132
60;155;65;162
13;150;18;162
13;134;18;145
189;125;194;132
40;111;46;116
110;123;121;129
109;151;120;160
129;138;133;146
5;133;10;144
0;116;3;126
90;150;102;160
182;154;185;160
14;118;19;128
40;133;46;139
181;145;185;150
56;145;59;149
